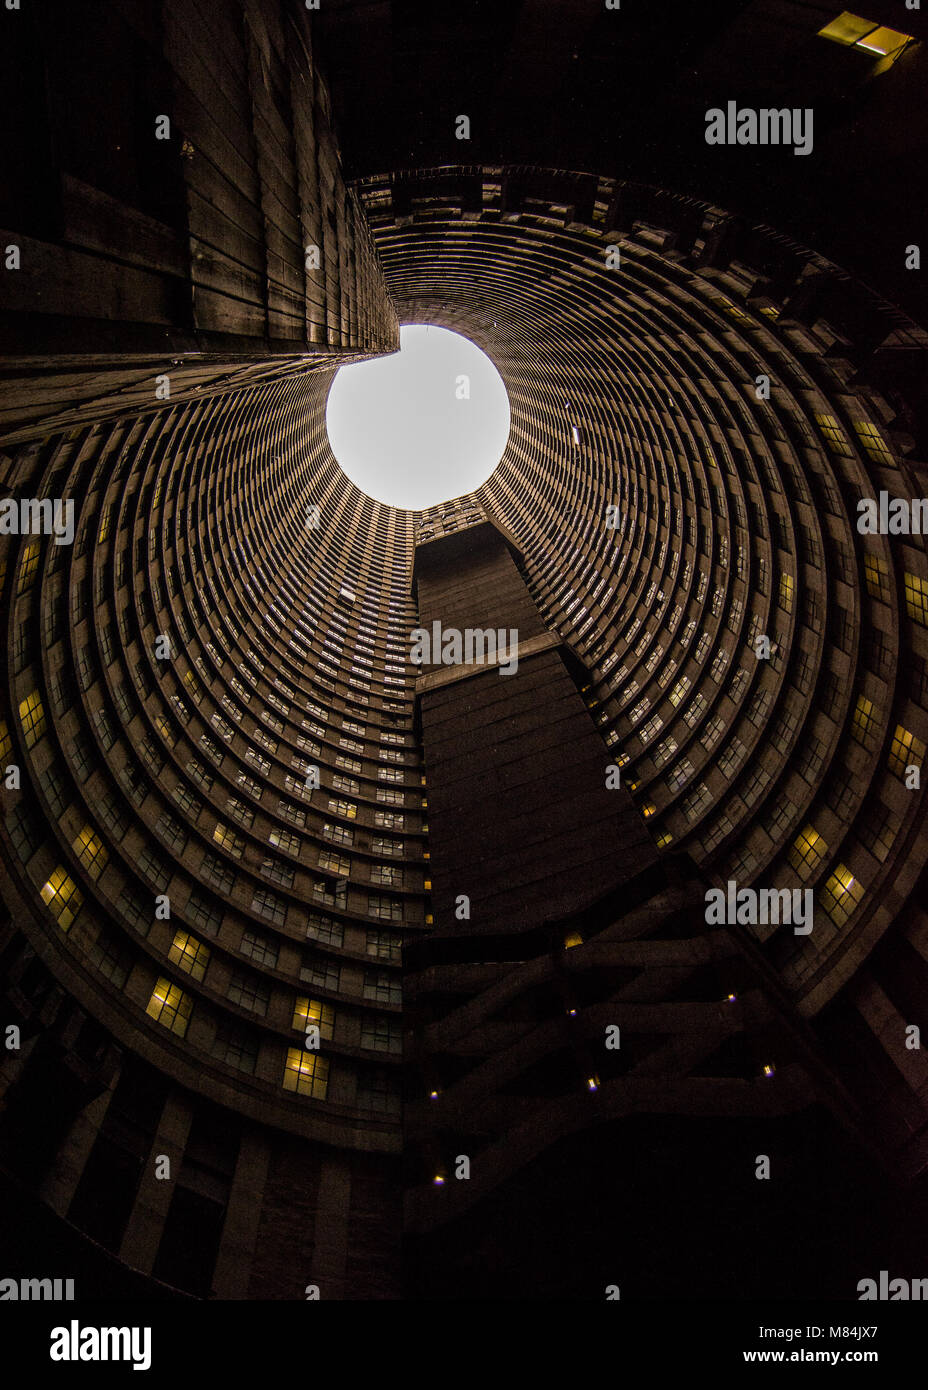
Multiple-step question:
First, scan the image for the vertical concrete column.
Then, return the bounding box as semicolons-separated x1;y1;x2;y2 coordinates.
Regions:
308;1155;352;1299
118;1090;194;1274
38;1064;121;1215
211;1130;271;1299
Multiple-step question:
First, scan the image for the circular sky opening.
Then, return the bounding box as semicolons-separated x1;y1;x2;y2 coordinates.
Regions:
325;324;510;510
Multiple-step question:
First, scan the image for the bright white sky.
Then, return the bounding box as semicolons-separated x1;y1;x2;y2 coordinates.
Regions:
325;324;510;510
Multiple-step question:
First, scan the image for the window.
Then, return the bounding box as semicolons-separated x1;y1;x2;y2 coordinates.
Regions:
366;930;402;962
851;694;878;746
172;784;202;820
654;736;677;768
361;1017;402;1053
269;827;300;855
169;931;210;982
283;1049;329;1099
212;1024;258;1075
240;930;279;968
778;573;794;615
187;891;222;937
371;864;404;887
292;997;335;1039
363;969;401;1004
858;802;898;863
817;13;912;63
301;958;341;992
700;714;725;751
904;573;928;628
681;783;710;822
356;1069;400;1117
245;747;270;775
666;759;694;792
789;825;827;877
213;824;244;857
888;725;926;777
820;864;865;927
668;677;690;707
226;796;254;828
718;738;746;778
709;650;729;684
73;825;108;880
227;972;270;1016
864;555;891;602
306;912;344;947
322;822;354;847
156;812;187;854
251;886;287;925
89;933;131;988
201;853;235;895
187;759;214;792
367;893;402;921
814;413;851;455
853;419;893;463
237;770;263;800
19;690;46;748
40;868;82;931
682;692;707;728
146;978;192;1036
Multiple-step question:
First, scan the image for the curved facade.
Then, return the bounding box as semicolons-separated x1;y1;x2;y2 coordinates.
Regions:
2;2;928;1302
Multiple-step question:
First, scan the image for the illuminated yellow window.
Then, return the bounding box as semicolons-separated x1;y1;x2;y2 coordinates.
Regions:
759;306;780;320
904;573;928;628
853;420;892;464
0;719;10;761
789;825;827;877
814;413;850;455
155;715;176;745
642;803;656;818
72;825;108;880
778;573;794;615
19;690;46;748
709;295;747;323
283;1048;329;1098
169;930;210;982
655;831;673;849
850;694;877;746
564;932;583;948
98;507;112;544
888;725;926;778
40;868;82;932
292;997;335;1040
17;540;40;594
864;554;890;601
820;864;865;927
146;977;192;1036
818;13;912;62
183;670;202;703
213;823;244;857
